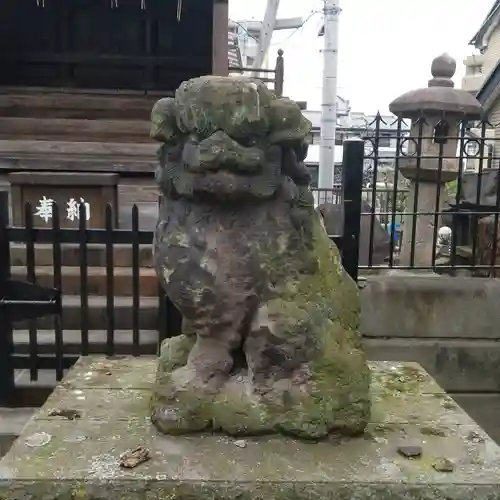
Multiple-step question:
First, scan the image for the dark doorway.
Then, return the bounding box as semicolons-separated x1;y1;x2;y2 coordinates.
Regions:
0;0;214;92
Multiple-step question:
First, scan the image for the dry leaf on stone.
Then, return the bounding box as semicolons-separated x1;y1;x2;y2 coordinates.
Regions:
432;457;455;473
466;431;485;443
48;409;81;420
119;446;151;468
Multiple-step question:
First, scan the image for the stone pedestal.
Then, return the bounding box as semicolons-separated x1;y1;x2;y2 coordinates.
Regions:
2;356;500;500
400;180;446;267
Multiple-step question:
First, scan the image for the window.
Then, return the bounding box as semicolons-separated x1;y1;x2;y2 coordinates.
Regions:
467;65;483;76
378;134;391;148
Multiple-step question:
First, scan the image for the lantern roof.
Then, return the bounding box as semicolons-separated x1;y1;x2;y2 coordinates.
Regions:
389;54;483;119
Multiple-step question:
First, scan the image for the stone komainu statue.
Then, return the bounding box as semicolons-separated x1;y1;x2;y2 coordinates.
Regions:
149;76;370;439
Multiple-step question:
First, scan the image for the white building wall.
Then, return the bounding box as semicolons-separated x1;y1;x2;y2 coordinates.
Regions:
484;26;500;78
462;24;500;92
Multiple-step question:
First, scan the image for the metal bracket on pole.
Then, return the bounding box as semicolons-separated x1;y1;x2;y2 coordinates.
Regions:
0;280;61;323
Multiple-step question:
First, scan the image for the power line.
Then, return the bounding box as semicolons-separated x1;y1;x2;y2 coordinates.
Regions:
272;9;321;45
229;19;260;42
230;10;321;48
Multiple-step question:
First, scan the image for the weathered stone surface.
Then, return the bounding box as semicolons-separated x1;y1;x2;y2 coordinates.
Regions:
2;357;500;500
150;98;179;144
397;443;423;458
149;76;369;439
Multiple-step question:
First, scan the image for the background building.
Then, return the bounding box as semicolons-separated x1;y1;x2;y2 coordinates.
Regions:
462;1;500;167
228;20;264;69
304;110;411;188
463;0;500;93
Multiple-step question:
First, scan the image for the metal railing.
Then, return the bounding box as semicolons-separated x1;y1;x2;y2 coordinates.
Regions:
339;115;500;275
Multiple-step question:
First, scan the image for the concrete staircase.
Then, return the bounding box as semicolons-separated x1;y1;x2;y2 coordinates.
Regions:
0;408;36;457
9;242;165;390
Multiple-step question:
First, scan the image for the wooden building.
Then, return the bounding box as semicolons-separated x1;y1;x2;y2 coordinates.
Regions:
0;0;229;172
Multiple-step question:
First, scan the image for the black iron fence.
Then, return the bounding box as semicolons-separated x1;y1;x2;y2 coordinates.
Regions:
337;115;500;275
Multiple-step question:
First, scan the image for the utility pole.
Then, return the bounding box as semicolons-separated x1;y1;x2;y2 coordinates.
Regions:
319;0;341;196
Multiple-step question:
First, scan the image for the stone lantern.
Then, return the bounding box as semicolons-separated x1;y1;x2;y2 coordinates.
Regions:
389;53;483;268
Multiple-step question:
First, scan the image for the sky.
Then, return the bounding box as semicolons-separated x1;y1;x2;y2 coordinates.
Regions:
229;0;494;114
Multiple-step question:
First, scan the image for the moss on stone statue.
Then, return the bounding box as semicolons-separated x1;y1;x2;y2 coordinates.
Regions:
260;216;370;437
151;214;370;438
151;335;215;435
174;76;274;139
212;388;274;436
157;335;195;372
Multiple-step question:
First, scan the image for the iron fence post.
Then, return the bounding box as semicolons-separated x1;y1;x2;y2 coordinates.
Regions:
0;191;14;406
341;139;364;282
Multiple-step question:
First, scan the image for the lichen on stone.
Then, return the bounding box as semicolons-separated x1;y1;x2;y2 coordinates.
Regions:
149;75;371;440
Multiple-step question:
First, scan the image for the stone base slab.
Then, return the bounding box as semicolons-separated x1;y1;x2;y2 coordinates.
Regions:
1;356;500;500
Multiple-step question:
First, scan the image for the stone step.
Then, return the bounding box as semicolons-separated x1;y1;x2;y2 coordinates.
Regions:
9;243;153;268
13;295;162;331
12;329;157;356
10;266;158;297
0;407;36;457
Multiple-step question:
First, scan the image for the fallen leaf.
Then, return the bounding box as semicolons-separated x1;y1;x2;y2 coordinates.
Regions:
119;446;151;468
432;457;454;473
48;409;81;420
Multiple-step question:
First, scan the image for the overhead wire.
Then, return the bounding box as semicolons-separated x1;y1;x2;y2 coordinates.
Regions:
271;9;321;46
229;9;321;48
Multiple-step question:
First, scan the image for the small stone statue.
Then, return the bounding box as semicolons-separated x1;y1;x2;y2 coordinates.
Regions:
149;76;370;439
